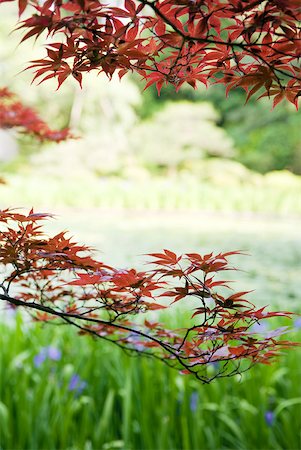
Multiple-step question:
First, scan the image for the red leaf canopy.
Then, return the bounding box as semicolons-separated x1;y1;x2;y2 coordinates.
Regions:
0;0;300;106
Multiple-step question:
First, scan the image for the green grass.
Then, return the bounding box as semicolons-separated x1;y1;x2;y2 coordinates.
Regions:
1;173;301;216
0;315;300;450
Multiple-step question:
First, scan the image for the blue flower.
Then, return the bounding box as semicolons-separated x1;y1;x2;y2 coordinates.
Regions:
68;374;87;395
127;332;145;352
34;346;61;367
264;410;275;427
294;317;301;329
189;391;198;412
251;322;269;333
47;346;61;361
34;349;47;367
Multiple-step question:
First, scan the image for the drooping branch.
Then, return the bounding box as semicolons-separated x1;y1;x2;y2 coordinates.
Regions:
0;208;298;383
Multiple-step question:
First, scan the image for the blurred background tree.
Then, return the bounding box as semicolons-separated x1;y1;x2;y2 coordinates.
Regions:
136;83;301;175
30;74;141;178
129;102;234;175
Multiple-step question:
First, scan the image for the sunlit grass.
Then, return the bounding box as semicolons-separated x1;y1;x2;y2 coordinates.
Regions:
1;174;301;216
0;314;300;450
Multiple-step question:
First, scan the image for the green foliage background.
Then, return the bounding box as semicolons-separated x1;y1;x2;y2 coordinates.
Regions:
0;7;301;450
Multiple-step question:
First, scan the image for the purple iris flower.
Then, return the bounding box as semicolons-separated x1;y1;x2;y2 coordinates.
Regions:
34;346;61;367
47;347;61;360
189;391;198;412
34;350;47;367
251;322;269;333
68;374;87;395
127;332;145;352
294;317;301;329
264;410;275;427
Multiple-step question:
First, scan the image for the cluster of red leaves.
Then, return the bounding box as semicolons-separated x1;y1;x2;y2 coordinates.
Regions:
0;209;298;383
0;87;70;141
0;0;300;106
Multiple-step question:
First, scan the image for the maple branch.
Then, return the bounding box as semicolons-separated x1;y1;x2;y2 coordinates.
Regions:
0;291;212;381
0;210;298;384
139;0;301;86
0;288;258;383
1;0;300;104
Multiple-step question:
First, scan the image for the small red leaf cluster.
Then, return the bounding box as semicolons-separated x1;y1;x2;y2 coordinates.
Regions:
0;87;70;141
0;0;300;106
0;209;298;383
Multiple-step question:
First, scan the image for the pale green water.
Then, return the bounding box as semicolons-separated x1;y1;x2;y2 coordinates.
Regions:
43;208;301;310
